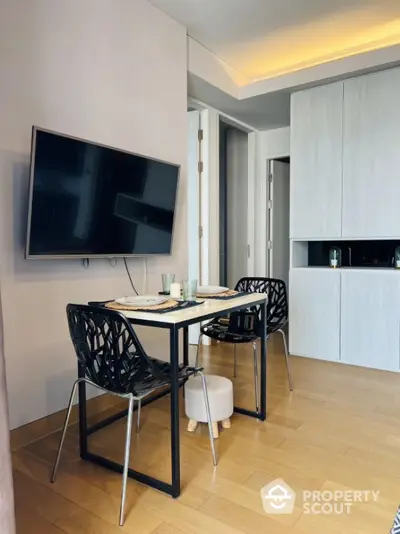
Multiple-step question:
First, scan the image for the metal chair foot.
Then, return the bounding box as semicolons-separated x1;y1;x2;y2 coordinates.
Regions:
278;329;293;391
233;344;237;377
51;379;79;483
195;333;203;368
119;396;134;526
198;372;218;466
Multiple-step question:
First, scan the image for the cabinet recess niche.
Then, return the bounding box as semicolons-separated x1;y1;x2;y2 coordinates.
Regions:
290;82;343;239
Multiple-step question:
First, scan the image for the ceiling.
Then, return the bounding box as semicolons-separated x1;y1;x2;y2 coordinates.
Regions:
188;74;290;129
150;0;400;82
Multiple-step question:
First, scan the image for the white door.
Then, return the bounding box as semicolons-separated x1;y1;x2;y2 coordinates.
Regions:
289;269;341;361
342;68;400;238
290;82;343;239
268;160;289;289
341;271;400;371
187;110;201;344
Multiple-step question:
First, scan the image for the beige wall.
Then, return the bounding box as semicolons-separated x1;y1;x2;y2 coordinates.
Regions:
0;0;188;429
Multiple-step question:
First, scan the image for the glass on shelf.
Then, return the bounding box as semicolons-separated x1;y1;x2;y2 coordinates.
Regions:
395;247;400;269
329;247;341;268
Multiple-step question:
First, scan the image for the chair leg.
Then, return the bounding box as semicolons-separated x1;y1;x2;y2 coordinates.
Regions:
195;332;203;368
198;372;218;466
252;342;260;414
119;396;135;527
233;344;237;377
278;329;293;391
136;398;142;434
51;379;79;483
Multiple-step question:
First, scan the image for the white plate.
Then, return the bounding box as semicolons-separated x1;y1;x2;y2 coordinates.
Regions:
197;285;229;295
115;296;168;307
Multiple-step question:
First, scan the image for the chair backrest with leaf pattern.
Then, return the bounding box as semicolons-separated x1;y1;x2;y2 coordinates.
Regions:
235;278;288;334
66;304;167;395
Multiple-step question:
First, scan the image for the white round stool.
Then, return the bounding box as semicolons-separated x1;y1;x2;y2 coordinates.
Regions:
185;374;233;438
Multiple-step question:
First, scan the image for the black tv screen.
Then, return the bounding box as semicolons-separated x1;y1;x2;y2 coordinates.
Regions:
26;128;180;258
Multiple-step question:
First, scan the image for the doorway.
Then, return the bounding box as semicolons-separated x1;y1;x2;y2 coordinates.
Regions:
267;158;290;289
187;105;256;345
219;120;249;288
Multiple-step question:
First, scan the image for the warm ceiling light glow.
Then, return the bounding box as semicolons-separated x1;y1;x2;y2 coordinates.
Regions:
224;10;400;82
251;36;400;82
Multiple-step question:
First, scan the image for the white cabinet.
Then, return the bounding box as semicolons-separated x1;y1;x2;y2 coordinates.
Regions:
289;269;341;361
341;271;400;371
290;83;343;239
342;68;400;238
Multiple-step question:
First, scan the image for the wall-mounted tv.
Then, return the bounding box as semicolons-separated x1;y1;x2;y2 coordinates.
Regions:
26;127;180;259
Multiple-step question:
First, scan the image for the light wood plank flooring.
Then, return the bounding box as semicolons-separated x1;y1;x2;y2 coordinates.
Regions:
12;335;400;533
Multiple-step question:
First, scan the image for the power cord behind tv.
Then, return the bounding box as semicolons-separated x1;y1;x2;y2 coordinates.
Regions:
123;258;139;296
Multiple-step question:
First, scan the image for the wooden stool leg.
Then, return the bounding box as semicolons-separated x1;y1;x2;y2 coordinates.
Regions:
187;419;198;432
221;418;231;429
212;422;219;439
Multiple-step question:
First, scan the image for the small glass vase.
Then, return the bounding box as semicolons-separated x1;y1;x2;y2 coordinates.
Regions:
329;247;341;268
161;273;176;293
182;280;198;300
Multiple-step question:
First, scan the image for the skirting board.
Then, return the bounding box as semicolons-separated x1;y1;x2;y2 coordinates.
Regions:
10;393;127;451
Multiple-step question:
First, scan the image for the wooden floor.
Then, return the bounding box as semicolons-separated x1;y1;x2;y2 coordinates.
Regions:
12;335;400;534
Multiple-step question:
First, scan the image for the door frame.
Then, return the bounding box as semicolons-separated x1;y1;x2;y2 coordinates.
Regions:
187;99;257;346
254;131;290;277
188;97;257;283
266;158;290;284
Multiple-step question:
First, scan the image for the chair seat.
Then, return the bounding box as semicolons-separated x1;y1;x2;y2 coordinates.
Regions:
200;318;287;344
200;320;258;343
267;318;287;335
135;357;198;395
89;356;198;397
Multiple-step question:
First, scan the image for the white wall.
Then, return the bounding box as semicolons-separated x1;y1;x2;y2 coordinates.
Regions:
255;127;290;275
0;0;187;429
188;37;245;98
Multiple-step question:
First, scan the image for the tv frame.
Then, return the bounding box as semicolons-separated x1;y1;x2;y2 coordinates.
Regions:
25;126;181;260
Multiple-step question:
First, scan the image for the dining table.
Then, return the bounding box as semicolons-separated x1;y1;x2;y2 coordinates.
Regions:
77;292;268;500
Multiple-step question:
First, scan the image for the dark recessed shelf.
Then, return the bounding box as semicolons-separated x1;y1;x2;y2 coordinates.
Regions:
306;240;400;268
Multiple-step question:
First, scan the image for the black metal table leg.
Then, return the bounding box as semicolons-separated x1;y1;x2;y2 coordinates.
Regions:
260;300;267;421
77;363;88;458
170;325;181;498
183;326;189;366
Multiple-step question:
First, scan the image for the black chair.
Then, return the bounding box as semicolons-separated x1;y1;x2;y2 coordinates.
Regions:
196;278;293;411
51;304;217;526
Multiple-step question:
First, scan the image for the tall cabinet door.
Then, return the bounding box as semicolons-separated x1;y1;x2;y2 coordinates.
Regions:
341;271;400;371
342;68;400;237
289;269;341;361
290;83;343;239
